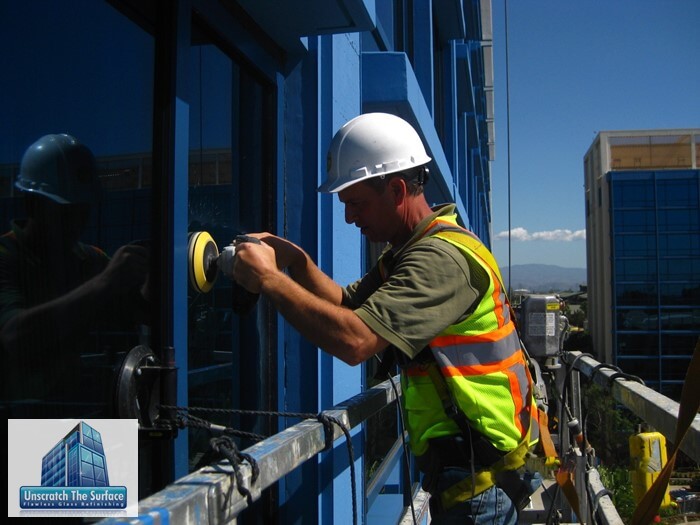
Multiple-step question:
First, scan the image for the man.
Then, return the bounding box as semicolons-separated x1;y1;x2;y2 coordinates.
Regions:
233;113;539;523
0;133;149;417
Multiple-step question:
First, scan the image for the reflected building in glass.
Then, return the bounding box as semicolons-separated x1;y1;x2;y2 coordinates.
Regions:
584;130;700;401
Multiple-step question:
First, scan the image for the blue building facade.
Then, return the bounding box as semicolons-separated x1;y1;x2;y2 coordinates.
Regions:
584;131;700;403
1;1;495;522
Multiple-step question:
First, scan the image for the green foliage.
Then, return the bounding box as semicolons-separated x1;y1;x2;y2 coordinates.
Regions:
582;383;643;467
566;308;587;328
598;465;636;522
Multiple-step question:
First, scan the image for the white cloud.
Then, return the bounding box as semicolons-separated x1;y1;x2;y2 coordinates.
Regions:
495;227;586;242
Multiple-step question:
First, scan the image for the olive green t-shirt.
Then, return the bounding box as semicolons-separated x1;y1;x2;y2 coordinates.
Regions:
342;205;490;359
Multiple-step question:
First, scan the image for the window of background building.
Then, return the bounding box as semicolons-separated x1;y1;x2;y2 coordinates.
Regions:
1;1;154;419
614;233;656;257
615;283;657;306
612;178;655;208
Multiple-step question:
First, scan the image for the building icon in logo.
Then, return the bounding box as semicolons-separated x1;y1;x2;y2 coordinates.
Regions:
20;420;126;510
41;421;110;488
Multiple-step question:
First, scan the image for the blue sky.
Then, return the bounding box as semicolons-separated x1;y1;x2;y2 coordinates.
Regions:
489;1;700;269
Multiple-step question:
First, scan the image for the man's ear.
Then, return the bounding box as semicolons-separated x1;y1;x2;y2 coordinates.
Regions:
388;176;407;204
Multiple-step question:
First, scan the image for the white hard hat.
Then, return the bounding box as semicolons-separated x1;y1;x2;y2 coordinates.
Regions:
319;112;431;193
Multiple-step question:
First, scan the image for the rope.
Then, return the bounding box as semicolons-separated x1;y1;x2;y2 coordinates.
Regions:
159;404;358;525
210;435;260;508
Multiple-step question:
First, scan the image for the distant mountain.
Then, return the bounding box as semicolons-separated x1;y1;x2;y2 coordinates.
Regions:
499;264;586;293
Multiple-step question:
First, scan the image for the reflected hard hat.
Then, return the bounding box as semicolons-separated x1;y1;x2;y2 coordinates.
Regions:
319;112;431;193
15;133;99;204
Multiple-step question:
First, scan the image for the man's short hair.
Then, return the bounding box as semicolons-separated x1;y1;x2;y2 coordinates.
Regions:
364;166;429;196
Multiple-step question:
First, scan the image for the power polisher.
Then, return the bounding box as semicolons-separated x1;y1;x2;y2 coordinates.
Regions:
187;231;261;314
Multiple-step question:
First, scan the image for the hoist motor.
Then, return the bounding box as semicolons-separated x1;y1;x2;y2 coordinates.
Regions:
518;294;566;370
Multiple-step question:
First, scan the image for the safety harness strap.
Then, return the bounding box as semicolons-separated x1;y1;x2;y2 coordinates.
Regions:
424;362;502;462
439;427;533;510
535;409;559;467
424;359;535;511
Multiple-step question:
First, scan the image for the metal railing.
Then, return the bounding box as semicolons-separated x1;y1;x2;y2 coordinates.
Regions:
563;351;699;463
98;375;403;525
98;350;697;524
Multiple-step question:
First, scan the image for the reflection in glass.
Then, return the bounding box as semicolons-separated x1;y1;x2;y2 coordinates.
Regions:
0;1;154;420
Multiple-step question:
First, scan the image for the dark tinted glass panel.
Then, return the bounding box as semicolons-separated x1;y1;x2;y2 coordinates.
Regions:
617;309;659;331
615;357;658;383
0;1;153;419
612;180;654;208
658;233;700;256
617;333;658;356
658;308;700;330
614;234;655;257
659;258;700;281
660;333;700;356
657;178;698;208
660;282;700;306
613;210;656;232
660;383;683;403
661;358;692;380
615;259;657;281
658;209;699;232
616;283;657;306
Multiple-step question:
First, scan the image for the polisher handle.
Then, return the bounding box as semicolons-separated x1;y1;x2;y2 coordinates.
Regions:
231;235;262;315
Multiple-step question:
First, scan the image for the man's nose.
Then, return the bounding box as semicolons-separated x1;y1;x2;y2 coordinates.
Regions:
344;206;356;225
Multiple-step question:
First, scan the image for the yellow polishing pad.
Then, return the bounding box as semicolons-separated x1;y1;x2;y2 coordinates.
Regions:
188;231;219;293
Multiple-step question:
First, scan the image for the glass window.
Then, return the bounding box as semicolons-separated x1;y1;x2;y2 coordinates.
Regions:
615;357;658;383
659;258;700;281
0;1;154;419
658;308;700;330
614;234;656;257
658;209;699;232
659;233;700;257
616;308;659;331
613;209;656;232
616;283;657;306
611;180;654;208
657;177;698;208
660;282;700;306
660;333;700;356
661;357;692;381
615;259;657;282
660;383;683;403
616;333;659;356
186;19;275;473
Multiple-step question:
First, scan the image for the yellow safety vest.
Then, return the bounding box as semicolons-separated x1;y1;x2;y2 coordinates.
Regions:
381;214;539;498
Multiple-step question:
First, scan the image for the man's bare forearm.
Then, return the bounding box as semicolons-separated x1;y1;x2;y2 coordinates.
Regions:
260;269;384;365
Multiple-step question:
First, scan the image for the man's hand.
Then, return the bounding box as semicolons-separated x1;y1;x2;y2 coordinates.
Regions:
232;239;279;293
97;244;149;296
243;233;306;271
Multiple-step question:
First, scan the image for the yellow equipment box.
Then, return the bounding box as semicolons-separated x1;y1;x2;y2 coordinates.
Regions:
629;431;673;508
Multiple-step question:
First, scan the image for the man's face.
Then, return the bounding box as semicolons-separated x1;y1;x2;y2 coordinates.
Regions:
338;179;398;243
34;198;90;244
